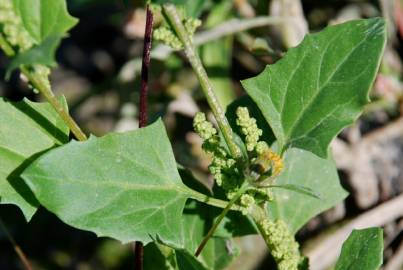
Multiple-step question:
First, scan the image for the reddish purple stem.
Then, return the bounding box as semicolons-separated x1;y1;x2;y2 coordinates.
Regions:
139;5;153;128
134;4;153;270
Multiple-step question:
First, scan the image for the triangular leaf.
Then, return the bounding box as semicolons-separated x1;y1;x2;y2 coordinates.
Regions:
0;97;69;220
22;120;192;247
335;228;383;270
242;18;386;158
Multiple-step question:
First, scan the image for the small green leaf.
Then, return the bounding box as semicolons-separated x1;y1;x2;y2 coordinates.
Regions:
267;148;348;234
6;35;61;78
12;0;78;43
22;120;192;247
335;228;383;270
242;18;386;158
0;97;69;220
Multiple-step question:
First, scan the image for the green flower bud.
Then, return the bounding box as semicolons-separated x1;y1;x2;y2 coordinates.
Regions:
184;18;201;36
0;0;34;51
154;26;183;50
236;107;263;151
260;219;301;270
193;112;217;141
240;194;255;215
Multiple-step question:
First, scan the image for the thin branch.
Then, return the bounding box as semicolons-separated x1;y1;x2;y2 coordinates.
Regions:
134;4;153;270
162;4;241;159
0;217;33;270
151;16;288;60
195;186;247;257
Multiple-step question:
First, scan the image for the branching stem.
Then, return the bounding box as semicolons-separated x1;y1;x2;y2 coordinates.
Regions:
194;185;247;257
0;37;87;141
162;4;241;159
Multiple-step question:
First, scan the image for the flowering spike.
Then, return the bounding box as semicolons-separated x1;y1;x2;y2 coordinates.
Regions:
235;107;262;151
260;219;301;270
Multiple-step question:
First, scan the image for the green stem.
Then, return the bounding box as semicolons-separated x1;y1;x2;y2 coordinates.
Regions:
187;188;241;211
194;185;247;257
0;35;87;141
21;67;87;141
162;4;241;159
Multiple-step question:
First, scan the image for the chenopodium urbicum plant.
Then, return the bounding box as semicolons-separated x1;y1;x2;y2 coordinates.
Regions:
0;1;387;270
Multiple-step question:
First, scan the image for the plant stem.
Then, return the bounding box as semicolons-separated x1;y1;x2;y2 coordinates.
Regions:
162;4;241;160
0;36;87;141
194;185;247;257
152;16;287;60
187;189;241;211
134;4;154;270
20;67;87;141
0;217;33;270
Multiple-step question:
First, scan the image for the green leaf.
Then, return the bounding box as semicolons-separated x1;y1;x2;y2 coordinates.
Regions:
269;184;321;199
12;0;78;43
0;97;69;220
242;18;386;158
335;228;383;270
22;120;192;247
267;148;348;234
6;35;61;78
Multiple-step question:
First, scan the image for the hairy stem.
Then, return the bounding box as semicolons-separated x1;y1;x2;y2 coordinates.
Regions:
162;4;241;159
194;186;247;257
0;36;87;141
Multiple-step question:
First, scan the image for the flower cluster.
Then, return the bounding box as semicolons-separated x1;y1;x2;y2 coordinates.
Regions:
193;112;240;190
236;107;262;152
0;0;34;51
236;107;284;180
260;219;301;270
154;16;201;50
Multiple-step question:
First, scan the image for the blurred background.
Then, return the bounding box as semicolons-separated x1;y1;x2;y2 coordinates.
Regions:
0;0;403;269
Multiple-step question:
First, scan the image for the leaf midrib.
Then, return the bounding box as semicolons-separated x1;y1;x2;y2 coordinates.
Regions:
282;30;370;146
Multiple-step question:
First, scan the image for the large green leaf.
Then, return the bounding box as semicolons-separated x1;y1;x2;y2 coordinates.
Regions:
11;0;78;43
335;228;383;270
22;120;192;247
0;97;69;220
242;18;386;158
267;148;348;234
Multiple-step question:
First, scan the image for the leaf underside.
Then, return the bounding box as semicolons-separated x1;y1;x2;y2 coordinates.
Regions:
22;120;191;247
0;97;69;220
335;228;383;270
242;18;386;158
